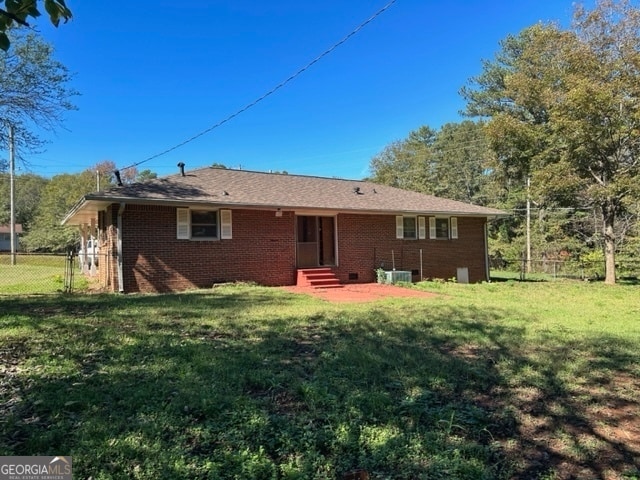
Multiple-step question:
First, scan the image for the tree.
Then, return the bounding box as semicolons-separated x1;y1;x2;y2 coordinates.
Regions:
0;171;46;227
0;31;77;163
368;126;436;193
431;121;491;204
22;170;94;251
93;160;138;188
136;169;158;182
21;161;137;251
0;0;72;50
461;0;640;284
368;122;492;204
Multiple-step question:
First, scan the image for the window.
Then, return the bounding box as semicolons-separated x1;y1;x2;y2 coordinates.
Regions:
396;216;426;239
429;217;458;240
403;216;417;239
191;210;218;238
435;218;448;239
177;208;233;240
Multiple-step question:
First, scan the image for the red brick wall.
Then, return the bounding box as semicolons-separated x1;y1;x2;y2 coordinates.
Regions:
334;214;488;284
121;205;296;293
98;205;489;293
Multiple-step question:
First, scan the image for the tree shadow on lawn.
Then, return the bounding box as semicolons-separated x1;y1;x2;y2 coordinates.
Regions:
0;291;638;479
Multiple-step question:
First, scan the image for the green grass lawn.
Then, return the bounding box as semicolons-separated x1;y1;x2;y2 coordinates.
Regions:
1;280;638;479
0;254;88;294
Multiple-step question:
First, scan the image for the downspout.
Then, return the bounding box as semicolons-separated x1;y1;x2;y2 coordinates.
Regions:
117;203;126;293
484;220;491;282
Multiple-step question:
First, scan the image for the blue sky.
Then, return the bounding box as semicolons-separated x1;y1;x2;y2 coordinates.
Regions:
26;0;580;180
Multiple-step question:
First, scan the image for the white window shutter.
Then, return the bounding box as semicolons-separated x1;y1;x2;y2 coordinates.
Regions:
418;216;426;239
220;209;232;239
395;216;404;239
450;217;458;239
429;217;436;239
177;208;190;239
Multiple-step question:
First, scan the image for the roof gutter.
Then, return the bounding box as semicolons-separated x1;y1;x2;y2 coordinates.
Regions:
117;203;125;293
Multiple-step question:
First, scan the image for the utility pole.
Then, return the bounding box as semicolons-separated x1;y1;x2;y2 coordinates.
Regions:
9;123;16;265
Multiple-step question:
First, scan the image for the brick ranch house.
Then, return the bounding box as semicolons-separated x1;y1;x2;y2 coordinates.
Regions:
62;166;507;293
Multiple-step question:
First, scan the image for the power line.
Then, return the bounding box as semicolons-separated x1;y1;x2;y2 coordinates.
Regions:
136;135;491;178
118;0;398;174
511;207;593;212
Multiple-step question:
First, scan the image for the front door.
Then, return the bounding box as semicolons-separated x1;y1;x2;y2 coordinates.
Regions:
296;216;336;268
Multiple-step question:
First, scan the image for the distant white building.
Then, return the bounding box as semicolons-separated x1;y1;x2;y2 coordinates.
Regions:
0;224;22;251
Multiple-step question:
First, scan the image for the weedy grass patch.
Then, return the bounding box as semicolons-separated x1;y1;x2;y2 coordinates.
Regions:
0;281;638;479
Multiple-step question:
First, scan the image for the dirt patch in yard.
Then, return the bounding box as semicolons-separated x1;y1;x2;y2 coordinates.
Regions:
283;282;438;303
505;372;640;480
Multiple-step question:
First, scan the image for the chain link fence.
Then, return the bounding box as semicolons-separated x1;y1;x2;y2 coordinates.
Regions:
0;253;93;295
490;257;640;282
2;252;638;295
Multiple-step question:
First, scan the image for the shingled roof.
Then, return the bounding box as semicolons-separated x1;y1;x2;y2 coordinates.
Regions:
63;167;507;225
0;224;23;234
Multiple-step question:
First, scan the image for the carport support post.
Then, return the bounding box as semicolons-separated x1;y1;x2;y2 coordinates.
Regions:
80;224;88;274
90;218;97;276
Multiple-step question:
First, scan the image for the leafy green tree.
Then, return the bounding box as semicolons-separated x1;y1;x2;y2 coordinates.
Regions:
368;126;436;193
21;160;135;251
22;169;94;252
431;121;491;204
0;172;47;227
0;31;77;163
0;0;71;50
614;202;640;276
136;169;158;182
368;122;492;205
462;0;640;284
